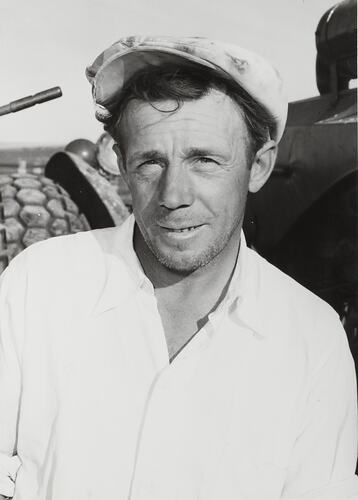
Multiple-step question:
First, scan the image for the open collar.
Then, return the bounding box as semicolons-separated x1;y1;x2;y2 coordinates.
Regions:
93;214;268;339
218;230;268;339
92;215;145;315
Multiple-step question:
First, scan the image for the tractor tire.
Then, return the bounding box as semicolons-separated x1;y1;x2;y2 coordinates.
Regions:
0;172;90;274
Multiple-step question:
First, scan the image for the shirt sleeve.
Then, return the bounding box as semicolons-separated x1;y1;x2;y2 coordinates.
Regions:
0;254;27;497
282;311;358;500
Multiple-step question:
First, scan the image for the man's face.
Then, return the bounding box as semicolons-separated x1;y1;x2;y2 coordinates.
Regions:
116;89;254;272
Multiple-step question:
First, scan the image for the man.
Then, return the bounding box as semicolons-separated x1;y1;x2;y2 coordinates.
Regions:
0;36;357;500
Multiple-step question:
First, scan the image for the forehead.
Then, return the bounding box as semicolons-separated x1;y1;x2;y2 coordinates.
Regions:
117;89;249;151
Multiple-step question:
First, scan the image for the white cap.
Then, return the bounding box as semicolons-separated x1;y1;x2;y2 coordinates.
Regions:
86;36;288;141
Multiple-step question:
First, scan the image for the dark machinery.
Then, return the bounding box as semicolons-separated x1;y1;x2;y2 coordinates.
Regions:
243;0;357;355
315;0;357;96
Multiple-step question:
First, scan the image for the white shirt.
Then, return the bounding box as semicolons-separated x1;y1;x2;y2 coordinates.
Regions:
0;214;357;500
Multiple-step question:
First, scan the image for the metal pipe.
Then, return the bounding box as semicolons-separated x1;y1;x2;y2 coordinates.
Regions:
0;87;62;117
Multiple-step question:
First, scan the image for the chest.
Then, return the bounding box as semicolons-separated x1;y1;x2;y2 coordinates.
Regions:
156;299;211;360
19;289;307;500
19;299;302;500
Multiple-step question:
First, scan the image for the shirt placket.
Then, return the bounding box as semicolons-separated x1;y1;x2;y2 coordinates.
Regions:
128;288;238;500
135;280;170;370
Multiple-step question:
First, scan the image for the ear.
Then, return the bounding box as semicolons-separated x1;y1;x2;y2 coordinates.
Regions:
112;143;129;185
248;140;277;193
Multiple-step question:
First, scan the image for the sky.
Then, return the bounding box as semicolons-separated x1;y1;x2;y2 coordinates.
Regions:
0;0;338;145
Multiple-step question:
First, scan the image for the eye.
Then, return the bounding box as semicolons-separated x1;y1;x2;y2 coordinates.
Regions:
138;159;161;168
195;157;219;166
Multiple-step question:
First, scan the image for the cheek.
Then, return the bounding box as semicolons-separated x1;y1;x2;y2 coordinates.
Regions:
199;172;248;217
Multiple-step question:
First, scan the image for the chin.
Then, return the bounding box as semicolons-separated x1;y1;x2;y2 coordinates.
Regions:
153;244;222;274
156;254;201;273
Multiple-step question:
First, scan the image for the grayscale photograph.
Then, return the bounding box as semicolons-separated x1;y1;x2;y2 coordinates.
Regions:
0;0;357;499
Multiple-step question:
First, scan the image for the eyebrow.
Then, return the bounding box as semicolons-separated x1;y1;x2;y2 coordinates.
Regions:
129;147;224;164
185;147;224;159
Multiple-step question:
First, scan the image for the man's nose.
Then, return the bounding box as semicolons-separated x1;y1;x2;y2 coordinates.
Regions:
158;165;194;210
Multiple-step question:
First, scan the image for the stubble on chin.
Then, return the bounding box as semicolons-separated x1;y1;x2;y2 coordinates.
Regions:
143;230;236;274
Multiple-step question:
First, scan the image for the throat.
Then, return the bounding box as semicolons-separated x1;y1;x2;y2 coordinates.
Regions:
157;300;208;361
155;278;230;361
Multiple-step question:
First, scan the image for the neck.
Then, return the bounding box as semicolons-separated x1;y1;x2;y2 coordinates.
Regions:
134;224;241;302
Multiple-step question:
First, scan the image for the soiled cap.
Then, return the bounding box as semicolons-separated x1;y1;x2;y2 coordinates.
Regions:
86;36;288;141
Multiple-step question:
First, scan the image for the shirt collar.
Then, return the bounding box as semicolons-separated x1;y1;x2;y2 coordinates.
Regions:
94;214;267;338
92;215;144;316
224;231;267;339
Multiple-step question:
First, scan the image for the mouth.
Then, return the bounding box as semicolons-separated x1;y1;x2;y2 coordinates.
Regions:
163;225;203;233
158;223;205;239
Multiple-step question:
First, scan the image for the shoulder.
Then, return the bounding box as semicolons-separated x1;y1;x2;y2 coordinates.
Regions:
246;247;346;356
14;226;120;273
3;225;130;305
248;246;329;313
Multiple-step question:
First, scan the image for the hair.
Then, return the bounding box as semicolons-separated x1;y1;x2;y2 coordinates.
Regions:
107;64;276;159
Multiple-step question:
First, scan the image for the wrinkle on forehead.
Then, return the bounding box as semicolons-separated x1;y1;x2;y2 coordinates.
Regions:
116;89;251;160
